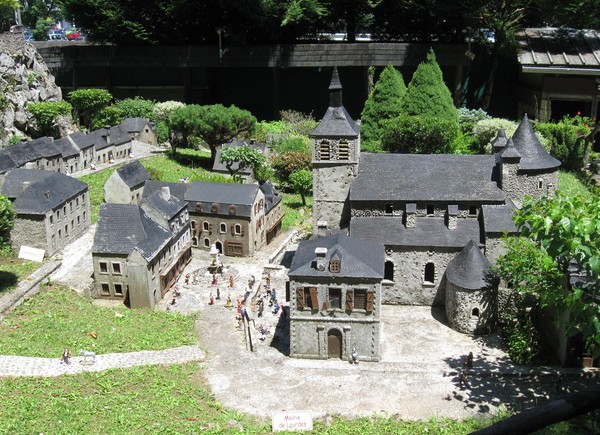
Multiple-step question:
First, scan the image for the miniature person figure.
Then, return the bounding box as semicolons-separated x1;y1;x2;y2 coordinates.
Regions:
265;273;271;289
225;294;233;308
209;292;215;305
236;299;242;317
459;370;468;387
171;297;176;305
229;274;235;289
257;299;264;318
216;287;221;300
271;289;277;306
351;347;358;364
280;303;286;319
467;352;473;369
272;303;280;315
62;348;72;365
185;273;190;286
212;273;218;286
241;306;250;323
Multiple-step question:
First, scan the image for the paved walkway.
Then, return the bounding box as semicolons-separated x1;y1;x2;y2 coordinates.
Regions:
0;345;205;377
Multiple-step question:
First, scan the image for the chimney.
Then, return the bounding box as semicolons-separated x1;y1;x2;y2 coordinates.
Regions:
315;247;328;271
22;181;30;191
316;220;328;238
405;203;416;228
447;204;458;230
159;186;171;201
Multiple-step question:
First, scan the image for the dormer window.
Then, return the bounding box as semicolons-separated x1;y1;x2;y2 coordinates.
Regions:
195;203;202;212
329;259;340;273
228;205;237;215
211;203;219;213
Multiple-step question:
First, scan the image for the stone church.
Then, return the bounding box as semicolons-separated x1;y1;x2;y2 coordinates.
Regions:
288;67;561;360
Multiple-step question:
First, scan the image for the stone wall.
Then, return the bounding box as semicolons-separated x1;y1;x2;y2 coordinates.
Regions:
11;214;46;252
445;282;496;334
312;163;357;230
502;161;558;208
0;32;65;145
383;247;460;306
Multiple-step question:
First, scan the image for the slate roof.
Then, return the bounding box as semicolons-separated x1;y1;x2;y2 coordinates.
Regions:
141;187;186;224
350;154;505;203
143;180;190;202
260;181;282;213
28;137;61;159
92;203;171;261
446;240;494;290
115;160;150;188
491;129;508;152
5;140;43;166
120;117;154;133
481;200;519;234
1;169;87;214
350;216;481;248
517;28;600;71
499;138;521;159
109;125;132;146
89;128;110;150
0;151;17;174
185;181;258;217
511;115;561;170
52;137;80;158
68;131;96;150
288;233;384;279
312;67;360;138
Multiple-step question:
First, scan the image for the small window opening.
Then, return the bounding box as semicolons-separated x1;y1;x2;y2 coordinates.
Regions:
385;204;394;215
384;260;394;281
424;262;435;283
469;205;477;216
472;307;480;317
426;205;435;216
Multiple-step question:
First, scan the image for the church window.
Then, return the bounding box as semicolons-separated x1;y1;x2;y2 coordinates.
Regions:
384;260;394;281
424;262;435;283
319;141;331;160
338;141;349;160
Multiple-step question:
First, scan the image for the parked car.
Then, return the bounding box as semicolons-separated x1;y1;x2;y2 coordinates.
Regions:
48;33;68;41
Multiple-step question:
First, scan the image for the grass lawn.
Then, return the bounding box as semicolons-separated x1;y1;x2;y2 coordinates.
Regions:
0;284;197;357
0;252;38;296
558;170;594;200
282;193;312;232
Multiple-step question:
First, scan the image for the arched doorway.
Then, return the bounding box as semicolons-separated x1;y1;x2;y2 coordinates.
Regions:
327;329;342;359
215;241;223;253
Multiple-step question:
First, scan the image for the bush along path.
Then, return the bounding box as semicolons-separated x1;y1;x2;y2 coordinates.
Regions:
0;345;205;377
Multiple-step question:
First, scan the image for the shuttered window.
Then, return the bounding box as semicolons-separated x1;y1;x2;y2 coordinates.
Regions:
345;289;353;310
354;289;367;310
366;291;375;313
296;286;305;309
309;287;318;310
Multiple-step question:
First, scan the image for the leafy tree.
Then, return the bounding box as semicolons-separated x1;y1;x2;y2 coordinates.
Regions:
219;145;266;183
153;101;185;124
26;101;72;138
381;114;458;154
113;97;156;120
0;0;19;31
288;169;312;206
68;88;113;129
360;64;406;152
498;192;600;356
193;104;257;168
32;17;49;41
166;104;202;154
535;114;591;171
401;49;458;123
271;150;312;184
0;195;15;248
90;106;123;130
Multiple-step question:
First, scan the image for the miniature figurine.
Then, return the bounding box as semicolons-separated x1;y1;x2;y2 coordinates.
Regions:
62;348;71;365
216;287;221;300
209;292;215;305
351;347;359;364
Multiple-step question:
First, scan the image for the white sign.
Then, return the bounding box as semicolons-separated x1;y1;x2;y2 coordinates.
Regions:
18;245;45;262
272;411;313;432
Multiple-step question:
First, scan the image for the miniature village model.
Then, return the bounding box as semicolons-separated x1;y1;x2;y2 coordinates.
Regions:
287;67;561;360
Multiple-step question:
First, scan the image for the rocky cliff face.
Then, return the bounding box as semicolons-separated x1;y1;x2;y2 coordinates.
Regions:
0;31;67;146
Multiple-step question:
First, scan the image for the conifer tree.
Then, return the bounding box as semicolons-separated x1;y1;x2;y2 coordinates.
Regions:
360;64;406;151
401;49;458;123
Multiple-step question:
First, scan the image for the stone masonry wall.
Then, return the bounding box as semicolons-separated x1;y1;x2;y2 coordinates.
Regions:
383;247;459;306
445;282;496;334
11;215;46;252
312;163;357;230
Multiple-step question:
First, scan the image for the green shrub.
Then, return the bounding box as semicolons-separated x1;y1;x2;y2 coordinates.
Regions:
68;88;113;129
273;135;311;154
458;107;490;134
381;114;458;154
113;97;156;120
26;100;72;138
153;101;185;123
279;109;318;136
472;118;518;154
401;49;458;123
535;115;591;170
360;64;406;151
90;105;124;130
254;120;289;143
155;121;170;144
8;135;24;145
0;195;15;247
271;151;312;183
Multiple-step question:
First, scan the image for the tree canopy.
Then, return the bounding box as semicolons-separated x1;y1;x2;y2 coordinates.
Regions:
360;64;406;152
497;191;600;356
219;145;266;183
0;195;15;247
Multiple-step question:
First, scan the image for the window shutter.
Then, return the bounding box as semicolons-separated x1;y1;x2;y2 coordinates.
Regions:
346;289;353;311
296;287;305;309
366;291;375;313
310;287;319;310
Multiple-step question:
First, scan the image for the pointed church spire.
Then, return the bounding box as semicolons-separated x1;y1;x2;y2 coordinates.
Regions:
329;67;343;107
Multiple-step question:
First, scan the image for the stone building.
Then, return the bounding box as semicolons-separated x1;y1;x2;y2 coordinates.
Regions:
91;186;192;308
104;160;151;204
120;118;158;146
0;168;90;256
445;240;498;334
288;233;384;361
307;67;560;339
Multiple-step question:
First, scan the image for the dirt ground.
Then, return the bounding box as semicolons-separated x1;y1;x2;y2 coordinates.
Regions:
56;228;600;422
